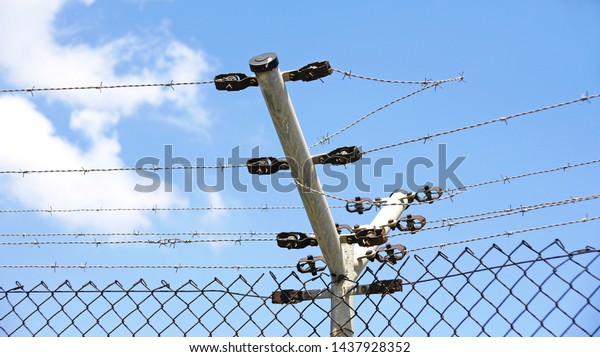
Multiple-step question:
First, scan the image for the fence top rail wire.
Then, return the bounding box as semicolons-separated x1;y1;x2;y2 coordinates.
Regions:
363;92;599;154
405;215;600;252
4;194;597;247
0;79;214;94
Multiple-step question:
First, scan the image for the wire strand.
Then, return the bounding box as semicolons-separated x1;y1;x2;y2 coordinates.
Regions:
309;75;464;149
0;163;247;176
332;68;464;85
363;93;599;154
0;231;279;238
0;80;214;94
391;194;600;237
0;263;294;270
409;215;599;252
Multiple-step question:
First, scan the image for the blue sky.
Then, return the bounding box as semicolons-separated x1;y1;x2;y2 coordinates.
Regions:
0;0;599;336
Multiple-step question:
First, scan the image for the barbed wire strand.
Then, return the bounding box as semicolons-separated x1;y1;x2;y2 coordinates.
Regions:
0;237;275;246
391;194;600;237
0;263;294;270
0;163;247;176
363;93;600;154
0;80;214;94
0;231;279;238
4;194;597;247
0;204;334;214
309;75;464;149
409;215;599;253
332;68;464;86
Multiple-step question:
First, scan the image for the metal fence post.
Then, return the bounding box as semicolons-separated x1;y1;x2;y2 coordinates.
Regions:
249;53;408;336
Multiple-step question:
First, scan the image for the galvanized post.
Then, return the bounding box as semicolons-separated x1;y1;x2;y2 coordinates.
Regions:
249;53;408;337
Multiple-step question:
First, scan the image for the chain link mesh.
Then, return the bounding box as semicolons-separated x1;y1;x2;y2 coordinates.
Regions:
1;239;598;337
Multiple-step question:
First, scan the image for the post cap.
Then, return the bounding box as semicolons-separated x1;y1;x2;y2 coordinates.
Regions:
249;52;279;73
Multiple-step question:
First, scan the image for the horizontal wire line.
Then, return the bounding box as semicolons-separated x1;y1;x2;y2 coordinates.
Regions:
309;74;464;149
407;248;599;286
0;163;247;175
5;195;597;247
454;159;600;191
391;194;600;237
0;204;341;214
0;264;295;270
332;68;463;85
0;80;214;94
363;93;600;154
0;237;275;246
409;215;600;253
0;231;279;238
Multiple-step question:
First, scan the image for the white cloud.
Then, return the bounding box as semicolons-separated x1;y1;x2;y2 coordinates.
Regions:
0;0;213;231
0;96;186;231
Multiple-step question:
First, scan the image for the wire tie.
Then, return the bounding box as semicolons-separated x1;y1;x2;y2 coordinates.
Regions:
501;175;511;184
48;206;53;215
152;205;158;214
166;80;175;91
580;91;590;102
235;236;242;245
27;86;35;97
80;262;87;271
422;134;432;144
499;116;509;125
52;262;57;272
562;163;572;171
97;82;103;92
33;238;40;249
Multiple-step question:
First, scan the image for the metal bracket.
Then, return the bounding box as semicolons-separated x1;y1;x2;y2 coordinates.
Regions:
313;146;363;166
415;185;443;203
297;255;327;275
359;279;403;295
375;243;407;264
283;61;333;82
396;214;427;234
271;289;305;304
276;232;318;249
344;228;387;247
345;196;374;215
246;157;290;175
214;73;258;91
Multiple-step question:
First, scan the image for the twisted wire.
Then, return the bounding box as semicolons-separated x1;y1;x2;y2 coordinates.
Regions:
363;93;599;154
0;80;214;94
332;68;464;85
409;215;600;252
309;74;464;149
391;194;600;237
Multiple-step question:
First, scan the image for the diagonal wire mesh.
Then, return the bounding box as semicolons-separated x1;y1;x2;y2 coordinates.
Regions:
1;239;597;337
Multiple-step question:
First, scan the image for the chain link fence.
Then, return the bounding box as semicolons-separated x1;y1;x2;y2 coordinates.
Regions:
1;239;598;337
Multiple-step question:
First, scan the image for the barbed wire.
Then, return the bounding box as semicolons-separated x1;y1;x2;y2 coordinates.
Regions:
363;93;599;154
453;159;600;192
391;194;600;237
0;80;214;94
332;68;464;85
0;230;279;238
309;74;465;149
408;215;600;253
0;204;336;214
0;237;275;247
5;195;597;248
0;163;247;176
0;263;295;270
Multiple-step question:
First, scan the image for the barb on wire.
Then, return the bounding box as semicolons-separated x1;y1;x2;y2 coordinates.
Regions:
363;93;600;154
309;74;464;149
391;194;600;236
409;215;600;252
0;80;214;94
